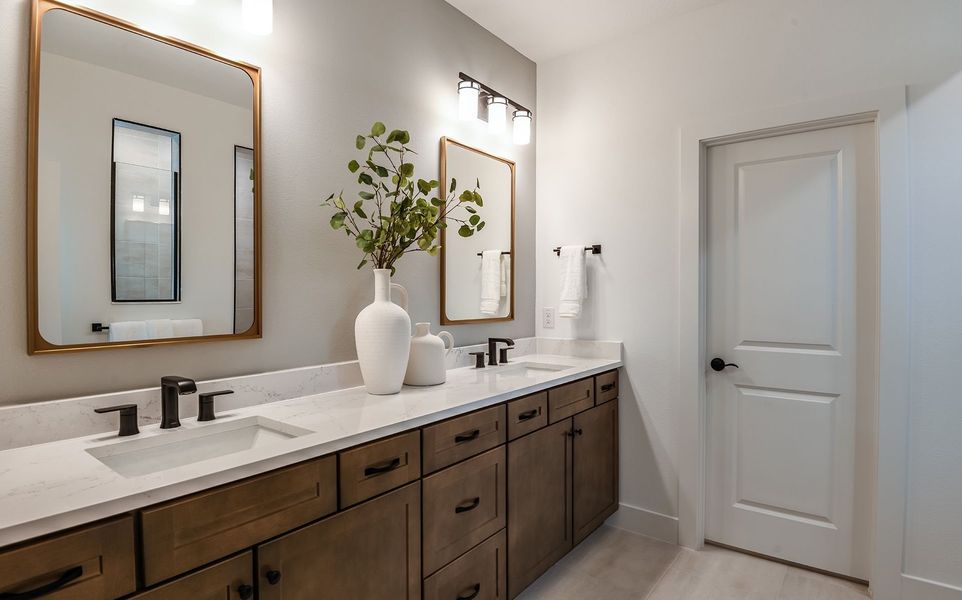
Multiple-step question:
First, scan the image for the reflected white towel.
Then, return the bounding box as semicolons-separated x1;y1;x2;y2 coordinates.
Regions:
480;250;502;315
558;245;587;319
108;321;147;342
172;319;203;338
146;319;174;339
500;255;510;297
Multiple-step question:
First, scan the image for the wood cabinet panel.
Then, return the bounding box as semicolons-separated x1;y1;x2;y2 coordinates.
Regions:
258;482;421;600
339;430;421;508
0;516;135;600
141;456;336;586
595;370;619;405
130;552;253;600
547;378;594;423
422;405;505;474
423;530;506;600
423;447;506;575
573;400;619;544
507;419;573;599
506;392;547;441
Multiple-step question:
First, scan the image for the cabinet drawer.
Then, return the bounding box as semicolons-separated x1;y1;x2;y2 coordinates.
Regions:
0;516;135;600
595;370;619;404
141;456;336;586
339;430;421;508
131;552;253;600
423;405;505;474
424;530;506;600
548;377;594;423
506;392;547;441
423;447;506;576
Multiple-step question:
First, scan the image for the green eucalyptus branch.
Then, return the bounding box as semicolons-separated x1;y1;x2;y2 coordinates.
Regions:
323;122;485;274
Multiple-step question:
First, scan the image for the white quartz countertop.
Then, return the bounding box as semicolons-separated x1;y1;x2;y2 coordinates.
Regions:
0;353;620;548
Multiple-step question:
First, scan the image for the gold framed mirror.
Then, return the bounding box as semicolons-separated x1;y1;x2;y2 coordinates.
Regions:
439;138;515;324
27;0;261;353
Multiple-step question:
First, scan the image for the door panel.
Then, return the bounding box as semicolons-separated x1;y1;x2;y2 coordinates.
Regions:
706;123;877;580
573;400;619;544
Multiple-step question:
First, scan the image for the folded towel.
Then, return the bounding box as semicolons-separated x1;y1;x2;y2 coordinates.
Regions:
480;250;502;316
172;319;203;338
146;319;174;339
500;254;510;297
108;321;147;342
558;245;587;319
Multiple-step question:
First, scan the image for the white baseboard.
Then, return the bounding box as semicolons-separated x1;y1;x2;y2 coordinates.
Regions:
606;502;679;545
901;574;962;600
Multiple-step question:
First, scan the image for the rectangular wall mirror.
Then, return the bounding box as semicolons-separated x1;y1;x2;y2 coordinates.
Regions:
27;0;261;353
440;138;515;324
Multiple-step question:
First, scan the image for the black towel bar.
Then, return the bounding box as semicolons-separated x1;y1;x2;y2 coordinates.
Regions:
552;244;601;256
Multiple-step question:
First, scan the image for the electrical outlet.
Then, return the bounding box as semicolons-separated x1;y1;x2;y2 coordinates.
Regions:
542;307;556;329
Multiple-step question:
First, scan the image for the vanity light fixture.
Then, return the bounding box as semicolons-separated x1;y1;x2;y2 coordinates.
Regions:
458;80;481;121
458;73;532;145
487;96;508;134
132;194;145;213
242;0;273;35
513;110;532;145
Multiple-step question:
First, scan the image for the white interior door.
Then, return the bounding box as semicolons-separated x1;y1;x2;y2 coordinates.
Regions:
705;122;878;580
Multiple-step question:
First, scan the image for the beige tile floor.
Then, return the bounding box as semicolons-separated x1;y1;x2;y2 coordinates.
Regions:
517;526;870;600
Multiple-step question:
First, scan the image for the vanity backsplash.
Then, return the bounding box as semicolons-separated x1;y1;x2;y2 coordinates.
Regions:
0;338;620;451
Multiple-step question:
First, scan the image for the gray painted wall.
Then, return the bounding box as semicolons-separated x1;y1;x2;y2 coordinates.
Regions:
0;0;536;404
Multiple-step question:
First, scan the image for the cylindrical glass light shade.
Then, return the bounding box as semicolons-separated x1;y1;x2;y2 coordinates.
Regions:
487;96;508;134
458;80;481;121
242;0;273;35
513;110;532;145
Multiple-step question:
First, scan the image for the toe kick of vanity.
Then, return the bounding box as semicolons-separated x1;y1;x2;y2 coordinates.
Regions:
0;369;619;600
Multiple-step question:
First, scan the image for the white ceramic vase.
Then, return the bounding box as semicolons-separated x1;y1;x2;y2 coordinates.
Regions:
404;323;454;386
355;269;411;395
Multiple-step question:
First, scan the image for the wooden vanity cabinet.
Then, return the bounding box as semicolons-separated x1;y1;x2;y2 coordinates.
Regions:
257;482;421;600
129;552;253;600
573;399;619;544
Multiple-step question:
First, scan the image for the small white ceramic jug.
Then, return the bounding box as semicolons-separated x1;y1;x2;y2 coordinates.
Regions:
404;323;454;386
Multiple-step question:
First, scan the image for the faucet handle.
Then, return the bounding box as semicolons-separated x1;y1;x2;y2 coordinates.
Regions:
499;346;511;364
95;404;140;436
198;390;234;422
469;351;486;369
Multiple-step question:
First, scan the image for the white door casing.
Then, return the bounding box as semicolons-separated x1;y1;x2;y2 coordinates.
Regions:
705;123;878;580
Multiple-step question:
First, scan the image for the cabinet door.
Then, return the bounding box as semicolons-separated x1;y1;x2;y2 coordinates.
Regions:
573;400;619;544
258;482;421;600
507;419;572;599
130;552;253;600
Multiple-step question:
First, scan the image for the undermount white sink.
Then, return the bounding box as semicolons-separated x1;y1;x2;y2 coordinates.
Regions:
86;416;313;478
490;361;574;378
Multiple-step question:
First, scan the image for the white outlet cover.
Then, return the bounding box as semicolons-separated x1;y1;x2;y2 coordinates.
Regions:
542;307;556;329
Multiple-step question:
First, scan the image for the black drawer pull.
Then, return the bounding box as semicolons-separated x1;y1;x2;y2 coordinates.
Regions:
237;583;254;600
0;565;82;599
454;429;481;444
517;409;539;422
456;583;481;600
265;570;282;585
455;497;481;513
601;382;616;392
364;456;402;477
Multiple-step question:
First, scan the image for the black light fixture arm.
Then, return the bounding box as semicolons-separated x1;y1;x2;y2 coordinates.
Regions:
459;72;531;114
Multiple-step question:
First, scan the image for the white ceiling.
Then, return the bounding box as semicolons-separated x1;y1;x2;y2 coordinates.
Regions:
444;0;728;62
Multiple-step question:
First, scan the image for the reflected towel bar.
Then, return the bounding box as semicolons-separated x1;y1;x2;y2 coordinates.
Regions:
476;251;512;257
552;244;601;256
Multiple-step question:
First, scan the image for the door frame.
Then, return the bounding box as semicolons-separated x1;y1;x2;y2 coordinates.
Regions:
677;87;909;599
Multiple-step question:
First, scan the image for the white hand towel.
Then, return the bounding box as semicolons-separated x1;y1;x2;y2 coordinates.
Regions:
108;321;147;342
558;245;587;319
480;250;502;316
172;319;203;338
146;319;174;339
500;254;510;298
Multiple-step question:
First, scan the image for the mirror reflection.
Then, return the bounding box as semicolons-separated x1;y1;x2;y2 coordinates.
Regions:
440;139;515;323
32;6;259;350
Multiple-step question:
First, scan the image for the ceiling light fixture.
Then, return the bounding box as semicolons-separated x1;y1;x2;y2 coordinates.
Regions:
242;0;273;35
458;73;532;144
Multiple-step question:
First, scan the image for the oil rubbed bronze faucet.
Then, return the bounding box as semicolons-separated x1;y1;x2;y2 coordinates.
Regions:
487;338;515;366
160;375;197;429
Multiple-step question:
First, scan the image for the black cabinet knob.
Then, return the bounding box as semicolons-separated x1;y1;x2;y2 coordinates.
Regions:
266;569;282;585
237;583;254;599
710;358;739;372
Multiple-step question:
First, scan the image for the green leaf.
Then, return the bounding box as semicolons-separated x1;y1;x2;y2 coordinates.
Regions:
358;172;373;185
417;179;431;194
465;205;477;214
476;221;486;231
330;212;347;229
400;163;415;177
427;246;439;257
371;122;386;136
359;191;375;200
449;178;457;193
333;196;346;210
473;192;483;207
348;160;360;173
355;135;366;150
459;190;474;202
375;165;389;178
430;197;442;207
353;201;367;219
476;177;481;189
357;259;368;270
469;214;481;225
458;225;473;237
